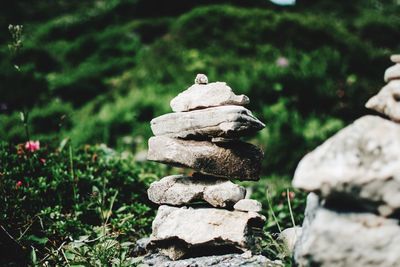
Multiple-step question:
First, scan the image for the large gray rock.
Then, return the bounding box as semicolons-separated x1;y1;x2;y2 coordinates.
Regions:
147;174;246;208
142;253;283;267
170;82;249;112
147;136;263;180
150;105;265;139
294;207;400;267
366;80;400;122
150;205;265;260
293;115;400;216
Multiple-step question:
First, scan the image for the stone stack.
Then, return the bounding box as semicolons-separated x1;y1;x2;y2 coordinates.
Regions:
292;55;400;267
145;74;271;263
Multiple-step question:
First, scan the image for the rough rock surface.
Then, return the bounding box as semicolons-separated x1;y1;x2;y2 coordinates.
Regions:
294;207;400;267
148;174;246;208
278;227;302;254
150;105;265;139
170;82;250;112
132;237;151;257
293;115;400;216
150;205;265;260
293;193;320;264
366;80;400;122
147;136;263;180
384;63;400;82
234;199;262;212
142;252;283;267
195;73;208;85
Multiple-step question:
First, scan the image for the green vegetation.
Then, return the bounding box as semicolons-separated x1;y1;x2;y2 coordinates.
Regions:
0;141;163;266
1;0;399;265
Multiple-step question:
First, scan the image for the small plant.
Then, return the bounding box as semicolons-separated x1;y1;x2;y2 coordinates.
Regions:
0;140;159;266
8;24;23;56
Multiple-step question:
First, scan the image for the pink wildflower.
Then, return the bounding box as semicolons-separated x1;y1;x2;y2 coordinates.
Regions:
276;56;290;68
16;181;23;189
25;140;40;152
282;191;296;200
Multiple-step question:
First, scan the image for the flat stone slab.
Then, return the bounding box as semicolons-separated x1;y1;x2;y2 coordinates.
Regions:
384;63;400;82
147;136;263;180
150;105;265;139
294;207;400;267
142;253;283;267
149;205;265;260
148;174;246;208
234;199;262;212
170;82;249;112
366;80;400;122
293;115;400;216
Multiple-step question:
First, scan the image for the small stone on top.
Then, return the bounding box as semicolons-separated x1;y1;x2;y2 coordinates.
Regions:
195;74;208;85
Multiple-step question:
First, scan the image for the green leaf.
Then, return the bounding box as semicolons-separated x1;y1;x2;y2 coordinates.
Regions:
27;235;48;245
30;247;37;264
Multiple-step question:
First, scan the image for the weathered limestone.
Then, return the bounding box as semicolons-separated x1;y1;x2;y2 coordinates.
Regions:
145;75;266;262
294;56;400;267
293;115;400;216
147;174;246;208
142;253;284;267
149;205;265;260
366;80;400;122
170;82;249;112
147;136;263;180
295;208;400;267
150;105;265;139
234;199;262;212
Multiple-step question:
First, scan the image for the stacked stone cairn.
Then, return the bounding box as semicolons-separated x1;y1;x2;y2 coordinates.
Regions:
292;55;400;267
144;74;272;263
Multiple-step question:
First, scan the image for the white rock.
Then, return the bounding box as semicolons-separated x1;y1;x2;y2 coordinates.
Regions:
194;73;208;84
147;136;263;181
142;252;283;267
170;82;249;112
234;199;262;212
293;115;400;216
150;205;265;260
150;105;265;139
365;80;400;122
294;208;400;267
278;226;302;254
384;63;400;82
293;193;320;262
390;54;400;64
147;174;246;208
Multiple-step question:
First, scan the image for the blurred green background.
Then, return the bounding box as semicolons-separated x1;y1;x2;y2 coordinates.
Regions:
1;0;399;176
1;0;400;265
